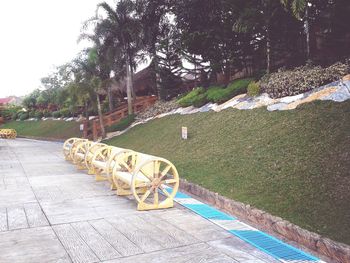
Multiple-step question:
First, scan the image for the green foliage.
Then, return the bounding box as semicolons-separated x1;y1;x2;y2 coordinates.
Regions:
192;93;208;108
11;112;18;121
106;114;135;133
247;81;260;96
177;87;205;107
226;78;253;95
0;105;22;120
28;111;36;118
205;86;231;103
52;111;61;118
19;112;29;121
43;110;52;118
261;62;350;98
59;108;71;118
35;111;43;119
177;78;254;107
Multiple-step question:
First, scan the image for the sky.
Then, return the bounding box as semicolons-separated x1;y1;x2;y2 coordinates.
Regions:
0;0;114;98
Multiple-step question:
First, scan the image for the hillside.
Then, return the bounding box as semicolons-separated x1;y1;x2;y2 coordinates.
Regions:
0;120;81;140
105;100;350;245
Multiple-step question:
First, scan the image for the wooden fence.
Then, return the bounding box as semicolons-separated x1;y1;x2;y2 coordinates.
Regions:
83;96;157;140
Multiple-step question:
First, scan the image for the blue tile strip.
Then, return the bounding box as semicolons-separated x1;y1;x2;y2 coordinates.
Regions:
170;188;324;262
230;230;318;261
184;203;236;221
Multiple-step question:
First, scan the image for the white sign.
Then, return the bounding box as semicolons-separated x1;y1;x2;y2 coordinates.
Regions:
182;127;188;140
80;124;84;131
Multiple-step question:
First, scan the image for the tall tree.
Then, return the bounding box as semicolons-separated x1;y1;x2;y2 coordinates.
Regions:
136;0;170;99
94;0;142;115
281;0;311;60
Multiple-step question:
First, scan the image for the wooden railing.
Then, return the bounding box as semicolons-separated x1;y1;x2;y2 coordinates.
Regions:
83;96;157;140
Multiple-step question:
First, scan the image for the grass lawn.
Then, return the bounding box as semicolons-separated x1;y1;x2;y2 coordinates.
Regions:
0;120;82;140
105;100;350;245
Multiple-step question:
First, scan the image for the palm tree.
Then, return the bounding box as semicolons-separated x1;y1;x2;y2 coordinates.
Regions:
94;0;143;115
136;0;170;99
72;50;108;139
281;0;310;60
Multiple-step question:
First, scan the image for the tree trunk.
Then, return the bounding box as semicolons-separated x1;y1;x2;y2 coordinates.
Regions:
107;85;114;112
266;24;271;74
305;5;310;61
152;48;162;100
84;101;89;120
96;94;106;139
126;55;133;115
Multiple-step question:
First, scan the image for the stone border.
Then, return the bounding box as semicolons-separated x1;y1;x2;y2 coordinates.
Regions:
179;179;350;263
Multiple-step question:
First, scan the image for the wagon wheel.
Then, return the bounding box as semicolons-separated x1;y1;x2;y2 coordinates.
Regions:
131;158;179;210
90;145;113;178
84;143;106;171
69;139;87;161
63;138;78;159
111;151;138;190
72;140;90;167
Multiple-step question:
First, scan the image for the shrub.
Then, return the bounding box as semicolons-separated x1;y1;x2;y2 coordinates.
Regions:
19;112;29;121
52;111;61;118
192;93;208;108
11;112;18;120
35;111;43;119
205;78;253;104
177;87;205;107
247;81;260;97
205;86;231;103
261;62;350;98
28;111;36;118
226;78;253;96
43;110;52;118
106;114;135;133
59;108;71;118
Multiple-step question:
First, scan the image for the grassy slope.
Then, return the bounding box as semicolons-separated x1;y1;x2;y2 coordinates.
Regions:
0;120;82;140
105;100;350;245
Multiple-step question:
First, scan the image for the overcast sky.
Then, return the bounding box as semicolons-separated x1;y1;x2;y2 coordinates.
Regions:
0;0;114;98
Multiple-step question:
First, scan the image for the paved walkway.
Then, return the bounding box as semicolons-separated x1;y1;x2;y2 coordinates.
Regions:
0;138;296;262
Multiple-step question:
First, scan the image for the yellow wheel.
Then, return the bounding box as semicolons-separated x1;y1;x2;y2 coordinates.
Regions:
131;158;179;210
84;143;107;172
63;138;80;160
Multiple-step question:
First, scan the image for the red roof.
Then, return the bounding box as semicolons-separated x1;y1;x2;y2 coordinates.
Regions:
0;97;13;105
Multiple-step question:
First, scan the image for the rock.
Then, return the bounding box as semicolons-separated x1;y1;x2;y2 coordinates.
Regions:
279;93;305;103
199;103;214;112
321;85;350;102
215;94;247;112
267;102;289;111
284;86;338;110
236;100;257;110
65;117;74;121
180;106;196;115
316;237;350;263
342;74;350;81
136;99;179;120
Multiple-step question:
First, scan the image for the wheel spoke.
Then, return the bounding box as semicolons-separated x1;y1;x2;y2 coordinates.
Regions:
154;161;160;177
159;185;172;198
140;190;151;202
121;161;132;173
139;169;153;182
161;165;172;177
164;179;177;184
135;182;152;188
154;190;159;205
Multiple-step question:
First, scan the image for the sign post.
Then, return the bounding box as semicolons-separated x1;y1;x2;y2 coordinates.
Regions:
182;127;188;140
